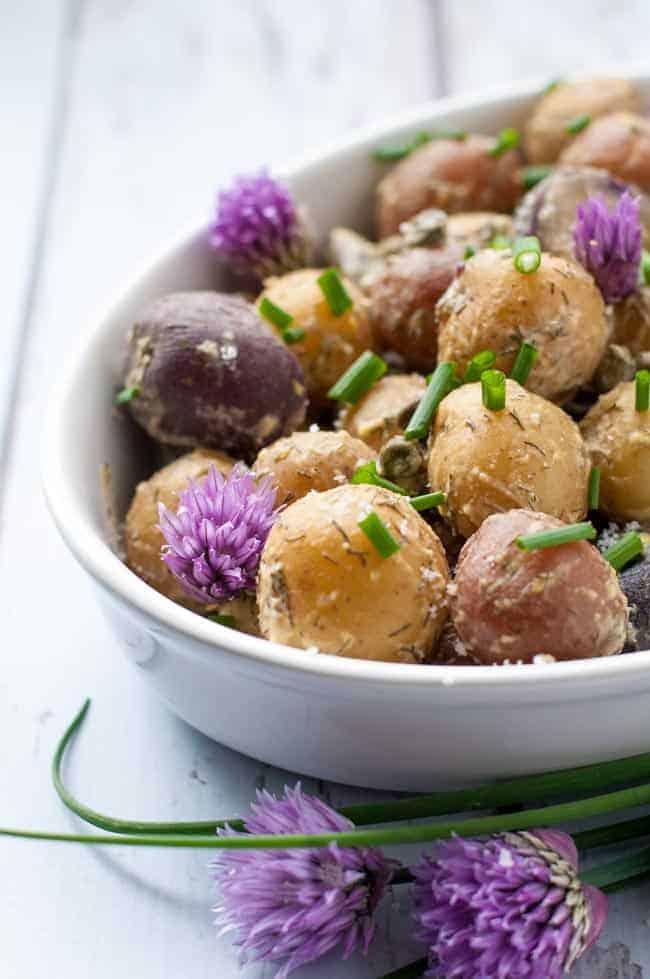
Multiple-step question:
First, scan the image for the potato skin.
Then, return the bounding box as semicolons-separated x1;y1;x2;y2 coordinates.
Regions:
123;292;307;459
450;509;628;664
376;135;522;238
580;380;650;522
366;246;461;371
513;166;650;260
445;212;514;251
428;380;590;538
253;430;371;506
436;249;608;403
256;269;372;406
611;286;650;354
523;77;642;163
559;112;650;191
339;373;426;452
258;484;449;663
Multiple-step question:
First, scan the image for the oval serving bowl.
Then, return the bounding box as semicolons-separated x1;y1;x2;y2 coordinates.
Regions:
43;72;650;791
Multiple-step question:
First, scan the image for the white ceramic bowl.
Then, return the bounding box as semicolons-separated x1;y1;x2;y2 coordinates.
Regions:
43;73;650;791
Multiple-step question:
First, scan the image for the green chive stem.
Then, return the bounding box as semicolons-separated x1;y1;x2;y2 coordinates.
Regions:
602;531;645;572
516;522;596;551
566;113;591;134
588;467;601;511
464;350;496;383
404;362;456;440
636;369;650;412
282;326;305;345
490;233;511;250
489;127;519;156
512;236;541;274
317;267;353;316
521;165;551;190
207;614;236;628
351;462;408;496
481;369;506;411
463;245;476;260
358;511;401;559
573;813;650;851
115;386;139;405
259;296;293;331
640;249;650;286
327;351;387;404
510;341;538;385
410;492;446;512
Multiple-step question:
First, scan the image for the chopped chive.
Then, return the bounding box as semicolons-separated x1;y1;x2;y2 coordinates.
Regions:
327;350;387;404
463;245;476;260
602;531;645;572
358;511;401;558
543;77;562;94
317;268;353;316
404;362;457;441
489;127;520;157
282;326;305;345
207;613;236;628
481;369;506;411
351;461;408;496
490;233;511;250
521;165;552;190
516;521;596;551
431;127;467;141
463;350;496;383
510;341;539;386
566;113;591;135
640;249;650;286
372;130;430;161
512;235;541;274
410;491;447;512
588;467;601;511
636;369;650;412
259;296;293;331
116;385;139;405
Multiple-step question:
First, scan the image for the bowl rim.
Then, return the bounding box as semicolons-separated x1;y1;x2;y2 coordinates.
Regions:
42;68;650;691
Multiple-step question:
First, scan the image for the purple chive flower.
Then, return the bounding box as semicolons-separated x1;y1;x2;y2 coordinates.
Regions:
210;170;311;279
158;464;278;603
573;191;642;302
413;829;607;979
211;784;397;979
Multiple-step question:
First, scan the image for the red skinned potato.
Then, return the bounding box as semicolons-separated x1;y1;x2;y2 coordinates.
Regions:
450;509;628;664
559;112;650;191
366;245;461;371
611;285;650;354
339;373;426;452
376;135;522;238
122;291;307;459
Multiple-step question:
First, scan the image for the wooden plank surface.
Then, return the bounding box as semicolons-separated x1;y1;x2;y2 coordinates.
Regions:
2;1;650;976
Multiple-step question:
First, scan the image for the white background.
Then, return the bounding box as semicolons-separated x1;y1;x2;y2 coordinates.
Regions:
2;2;650;976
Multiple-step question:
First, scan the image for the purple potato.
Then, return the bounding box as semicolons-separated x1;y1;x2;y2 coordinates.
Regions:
123;291;307;459
513;165;650;260
620;541;650;652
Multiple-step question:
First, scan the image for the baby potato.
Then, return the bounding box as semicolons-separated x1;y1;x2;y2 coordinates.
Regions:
123;291;307;459
559;112;650;191
523;76;642;163
253;430;371;506
376;135;522;238
339;373;426;452
450;509;628;664
257;484;449;663
619;537;650;651
611;286;650;354
366;246;461;371
445;212;514;252
257;269;372;406
513;165;650;260
581;380;650;522
428;380;590;538
436;249;608;403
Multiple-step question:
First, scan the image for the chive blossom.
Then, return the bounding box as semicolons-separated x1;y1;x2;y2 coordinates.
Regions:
566;113;591;135
282;326;305;345
327;350;387;404
588;468;601;511
358;511;401;558
404;362;457;441
602;531;645;572
513;235;542;274
640;249;650;286
351;461;408;496
510;341;538;386
259;296;293;331
490;233;511;250
516;522;596;551
317;267;353;316
208;613;236;628
116;385;139;405
410;491;446;512
464;350;496;383
636;369;650;412
489;127;520;157
481;369;506;411
521;165;552;190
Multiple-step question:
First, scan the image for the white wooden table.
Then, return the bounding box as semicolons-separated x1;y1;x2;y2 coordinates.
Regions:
2;3;650;976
